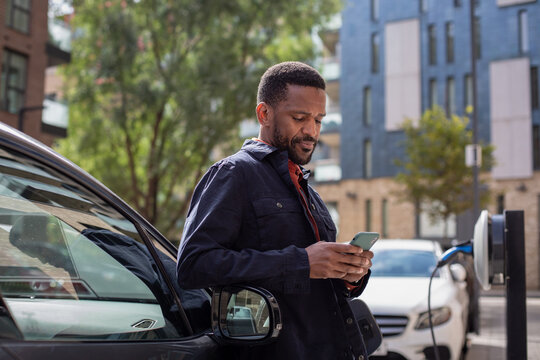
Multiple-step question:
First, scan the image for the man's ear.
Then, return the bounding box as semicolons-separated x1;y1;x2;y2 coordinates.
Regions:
256;102;272;126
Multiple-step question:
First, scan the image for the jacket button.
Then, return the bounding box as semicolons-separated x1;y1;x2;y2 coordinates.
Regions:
311;203;315;210
276;202;283;208
346;317;354;325
359;356;364;360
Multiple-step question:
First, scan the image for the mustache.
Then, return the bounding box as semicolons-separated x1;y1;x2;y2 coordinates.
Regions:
292;135;317;144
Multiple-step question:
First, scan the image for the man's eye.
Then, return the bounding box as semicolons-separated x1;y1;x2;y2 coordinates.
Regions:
315;119;322;125
293;117;303;122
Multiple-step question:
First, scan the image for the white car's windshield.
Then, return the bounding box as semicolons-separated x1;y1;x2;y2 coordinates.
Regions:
371;249;438;277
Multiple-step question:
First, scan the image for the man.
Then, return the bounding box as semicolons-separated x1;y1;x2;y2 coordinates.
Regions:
177;61;373;359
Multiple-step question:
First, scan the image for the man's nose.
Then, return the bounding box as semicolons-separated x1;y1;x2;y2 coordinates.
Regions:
302;118;319;138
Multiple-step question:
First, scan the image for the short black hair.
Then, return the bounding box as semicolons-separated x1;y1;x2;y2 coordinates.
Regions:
257;61;326;106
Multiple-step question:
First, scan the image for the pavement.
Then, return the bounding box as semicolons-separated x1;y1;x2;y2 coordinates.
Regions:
465;289;540;360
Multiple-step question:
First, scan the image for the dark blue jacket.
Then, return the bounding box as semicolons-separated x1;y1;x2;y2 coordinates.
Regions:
177;139;369;359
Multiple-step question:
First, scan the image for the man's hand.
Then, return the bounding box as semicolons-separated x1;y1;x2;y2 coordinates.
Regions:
305;242;373;280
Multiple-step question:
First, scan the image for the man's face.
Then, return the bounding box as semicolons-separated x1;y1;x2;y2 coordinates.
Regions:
266;85;326;165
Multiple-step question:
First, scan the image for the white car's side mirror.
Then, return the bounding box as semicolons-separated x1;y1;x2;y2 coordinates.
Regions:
449;263;467;282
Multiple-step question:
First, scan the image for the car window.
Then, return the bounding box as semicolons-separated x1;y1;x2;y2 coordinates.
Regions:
0;146;185;341
370;249;439;277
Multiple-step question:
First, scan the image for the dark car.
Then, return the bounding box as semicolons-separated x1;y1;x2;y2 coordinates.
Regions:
0;123;281;359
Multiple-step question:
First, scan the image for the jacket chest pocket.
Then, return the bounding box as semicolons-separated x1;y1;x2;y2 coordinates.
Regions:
319;213;337;242
252;197;309;250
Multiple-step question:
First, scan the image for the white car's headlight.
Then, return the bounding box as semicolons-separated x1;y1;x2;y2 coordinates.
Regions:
415;307;451;330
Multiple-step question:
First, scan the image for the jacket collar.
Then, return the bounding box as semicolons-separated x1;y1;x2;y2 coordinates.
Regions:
241;138;279;161
241;139;311;179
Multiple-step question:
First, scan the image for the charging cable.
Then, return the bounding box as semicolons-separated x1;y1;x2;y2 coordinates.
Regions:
428;241;473;360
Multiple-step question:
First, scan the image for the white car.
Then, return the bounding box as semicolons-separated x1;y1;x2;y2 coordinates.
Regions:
360;239;470;360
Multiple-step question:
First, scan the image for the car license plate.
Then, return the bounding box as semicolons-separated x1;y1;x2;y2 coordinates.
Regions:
371;341;388;356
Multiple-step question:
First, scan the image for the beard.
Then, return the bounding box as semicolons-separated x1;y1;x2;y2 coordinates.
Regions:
272;126;317;165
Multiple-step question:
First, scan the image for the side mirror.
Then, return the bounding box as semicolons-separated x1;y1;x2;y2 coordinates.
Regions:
348;298;383;355
211;286;281;345
449;263;467;282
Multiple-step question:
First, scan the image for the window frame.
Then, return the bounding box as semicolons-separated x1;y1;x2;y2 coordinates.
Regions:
371;33;380;73
446;76;456;116
363;138;372;178
518;10;529;54
371;0;379;21
363;86;372;126
531;66;539;110
428;24;437;66
1;49;28;114
6;0;31;34
429;78;438;108
365;199;372;232
445;22;454;64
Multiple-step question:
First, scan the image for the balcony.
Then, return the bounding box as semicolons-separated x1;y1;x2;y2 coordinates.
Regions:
46;18;71;67
313;159;342;183
321;57;340;83
41;98;68;137
322;110;341;134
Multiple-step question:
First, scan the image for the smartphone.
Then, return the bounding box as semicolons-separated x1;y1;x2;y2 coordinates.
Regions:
350;232;379;250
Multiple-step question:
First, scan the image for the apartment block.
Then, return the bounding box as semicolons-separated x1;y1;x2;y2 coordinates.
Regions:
314;0;540;289
0;0;70;146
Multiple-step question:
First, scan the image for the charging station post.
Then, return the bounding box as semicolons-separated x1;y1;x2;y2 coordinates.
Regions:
505;210;527;360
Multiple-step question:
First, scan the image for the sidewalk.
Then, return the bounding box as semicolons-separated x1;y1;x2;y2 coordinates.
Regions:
465;292;540;360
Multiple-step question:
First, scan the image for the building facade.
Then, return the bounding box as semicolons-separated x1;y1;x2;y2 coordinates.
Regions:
0;0;69;146
314;0;540;289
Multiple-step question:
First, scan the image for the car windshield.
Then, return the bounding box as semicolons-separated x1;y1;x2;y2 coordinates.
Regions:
370;249;439;277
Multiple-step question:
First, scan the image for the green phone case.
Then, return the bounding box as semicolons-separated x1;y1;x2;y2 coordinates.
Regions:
350;232;379;250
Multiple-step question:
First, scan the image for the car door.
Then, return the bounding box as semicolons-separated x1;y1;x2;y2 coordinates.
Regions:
0;143;220;359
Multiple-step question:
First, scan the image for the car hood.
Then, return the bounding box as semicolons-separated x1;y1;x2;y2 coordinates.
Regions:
359;277;454;314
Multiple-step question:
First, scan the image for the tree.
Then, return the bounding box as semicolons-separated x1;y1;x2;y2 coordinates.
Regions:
57;0;340;241
394;106;494;241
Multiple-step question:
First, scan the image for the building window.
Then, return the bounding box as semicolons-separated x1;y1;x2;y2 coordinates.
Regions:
519;10;529;54
371;33;379;73
381;198;388;238
446;77;456;116
454;0;462;6
420;0;428;13
371;0;379;21
364;139;372;178
6;0;31;34
446;22;454;64
429;78;437;108
532;66;539;110
365;199;372;232
474;17;481;60
533;125;540;170
0;49;28;114
464;74;473;112
428;24;437;65
363;86;372;126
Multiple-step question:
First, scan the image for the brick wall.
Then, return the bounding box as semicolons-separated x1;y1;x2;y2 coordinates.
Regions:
0;0;55;146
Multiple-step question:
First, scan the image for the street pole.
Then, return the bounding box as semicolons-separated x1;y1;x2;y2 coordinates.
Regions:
505;211;527;360
469;0;481;336
469;0;479;222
